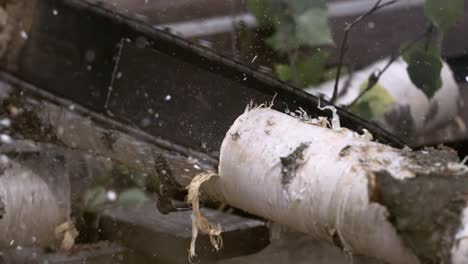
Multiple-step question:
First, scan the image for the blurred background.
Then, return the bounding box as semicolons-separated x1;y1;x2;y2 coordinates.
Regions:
104;0;468;145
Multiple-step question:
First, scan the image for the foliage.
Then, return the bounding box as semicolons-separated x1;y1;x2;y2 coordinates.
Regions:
247;0;333;87
402;0;464;99
402;42;443;98
349;81;395;120
246;0;464;119
82;186;148;213
275;50;329;86
425;0;464;32
248;0;332;50
82;164;151;213
82;186;107;212
115;188;149;208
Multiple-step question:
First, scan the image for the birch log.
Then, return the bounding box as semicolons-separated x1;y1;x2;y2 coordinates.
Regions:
199;107;468;264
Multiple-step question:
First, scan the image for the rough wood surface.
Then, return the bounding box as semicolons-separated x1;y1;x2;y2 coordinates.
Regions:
374;147;468;263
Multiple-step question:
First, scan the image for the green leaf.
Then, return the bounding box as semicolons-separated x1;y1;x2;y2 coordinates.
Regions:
267;8;333;50
83;186;107;212
403;48;443;98
425;0;464;32
295;8;334;47
266;19;298;50
264;2;333;51
247;0;280;28
275;64;292;81
350;82;395;120
401;38;440;60
274;50;329;87
295;50;329;86
116;188;148;208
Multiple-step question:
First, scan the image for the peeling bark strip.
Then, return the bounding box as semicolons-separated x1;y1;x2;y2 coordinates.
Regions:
204;107;468;264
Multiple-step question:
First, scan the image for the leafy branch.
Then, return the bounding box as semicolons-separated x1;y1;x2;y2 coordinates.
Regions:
346;26;434;108
246;0;464;120
331;0;398;104
348;0;464;110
